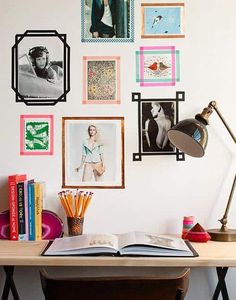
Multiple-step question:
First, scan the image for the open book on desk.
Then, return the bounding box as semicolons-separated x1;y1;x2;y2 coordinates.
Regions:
42;231;198;257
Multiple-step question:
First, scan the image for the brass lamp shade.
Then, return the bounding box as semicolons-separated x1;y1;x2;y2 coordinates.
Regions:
167;118;208;157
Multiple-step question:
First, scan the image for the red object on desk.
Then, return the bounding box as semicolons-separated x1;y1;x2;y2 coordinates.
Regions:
185;223;211;243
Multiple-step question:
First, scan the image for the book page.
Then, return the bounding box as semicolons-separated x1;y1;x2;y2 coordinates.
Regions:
47;233;118;253
116;231;137;249
117;232;189;251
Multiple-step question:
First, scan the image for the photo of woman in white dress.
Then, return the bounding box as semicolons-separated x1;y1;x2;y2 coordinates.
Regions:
62;117;124;189
75;125;105;182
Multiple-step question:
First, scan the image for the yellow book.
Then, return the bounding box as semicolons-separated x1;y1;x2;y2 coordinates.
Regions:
34;182;45;240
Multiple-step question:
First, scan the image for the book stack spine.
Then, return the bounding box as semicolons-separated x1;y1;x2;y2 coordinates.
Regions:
17;181;26;241
8;174;45;241
8;174;27;240
34;182;44;240
28;180;35;241
23;180;29;241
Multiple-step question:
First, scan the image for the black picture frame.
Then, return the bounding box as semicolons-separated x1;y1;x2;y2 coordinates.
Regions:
132;91;185;161
12;30;70;106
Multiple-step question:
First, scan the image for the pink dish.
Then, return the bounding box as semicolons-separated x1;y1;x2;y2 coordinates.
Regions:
0;210;63;240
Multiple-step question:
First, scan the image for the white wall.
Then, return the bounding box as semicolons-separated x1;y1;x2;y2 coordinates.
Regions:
0;0;235;299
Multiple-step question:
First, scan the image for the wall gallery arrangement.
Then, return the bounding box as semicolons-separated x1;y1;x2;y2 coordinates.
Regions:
12;1;185;188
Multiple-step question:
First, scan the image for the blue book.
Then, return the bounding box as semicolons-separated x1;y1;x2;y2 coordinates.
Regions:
28;181;35;240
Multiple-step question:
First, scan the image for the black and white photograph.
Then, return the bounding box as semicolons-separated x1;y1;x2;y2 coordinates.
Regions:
12;31;70;105
142;101;175;153
81;0;134;42
132;91;185;161
62;117;125;189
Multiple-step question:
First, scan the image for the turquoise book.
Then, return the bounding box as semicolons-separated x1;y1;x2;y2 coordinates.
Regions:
28;180;35;241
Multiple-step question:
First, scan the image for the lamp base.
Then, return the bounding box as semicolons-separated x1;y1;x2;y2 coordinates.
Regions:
207;229;236;242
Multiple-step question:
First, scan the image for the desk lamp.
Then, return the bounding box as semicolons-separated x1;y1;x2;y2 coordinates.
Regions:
167;101;236;241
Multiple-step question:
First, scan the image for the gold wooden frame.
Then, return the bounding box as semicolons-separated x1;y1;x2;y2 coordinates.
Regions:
62;117;125;189
141;3;185;39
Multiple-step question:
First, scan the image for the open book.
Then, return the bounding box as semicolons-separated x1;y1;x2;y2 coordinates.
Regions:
42;231;198;257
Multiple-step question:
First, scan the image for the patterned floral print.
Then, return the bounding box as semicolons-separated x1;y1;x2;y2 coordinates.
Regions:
87;60;116;101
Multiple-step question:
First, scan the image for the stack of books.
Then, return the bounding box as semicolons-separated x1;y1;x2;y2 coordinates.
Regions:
8;174;45;241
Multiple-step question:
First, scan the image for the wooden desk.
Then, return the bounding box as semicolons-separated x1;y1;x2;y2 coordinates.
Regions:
1;240;235;299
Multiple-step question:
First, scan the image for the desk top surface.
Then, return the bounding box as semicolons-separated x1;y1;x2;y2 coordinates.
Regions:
0;240;236;267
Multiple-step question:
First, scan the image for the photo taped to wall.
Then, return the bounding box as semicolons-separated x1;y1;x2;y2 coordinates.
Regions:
20;114;54;155
81;0;134;42
141;3;185;38
83;56;120;104
12;30;70;106
18;37;63;99
62;117;125;189
142;101;175;153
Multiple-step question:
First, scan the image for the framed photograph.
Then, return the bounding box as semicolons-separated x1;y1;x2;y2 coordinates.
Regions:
12;30;70;106
141;3;185;38
62;117;125;189
83;56;120;104
81;0;134;43
136;46;180;87
20;115;54;155
132;91;185;161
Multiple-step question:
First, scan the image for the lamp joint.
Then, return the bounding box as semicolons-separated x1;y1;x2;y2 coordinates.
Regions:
195;105;214;125
208;101;217;109
219;217;228;232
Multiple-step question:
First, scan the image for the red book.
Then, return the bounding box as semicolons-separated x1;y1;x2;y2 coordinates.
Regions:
8;174;27;240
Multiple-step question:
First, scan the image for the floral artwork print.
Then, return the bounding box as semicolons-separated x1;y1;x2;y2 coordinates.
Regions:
88;60;116;101
83;56;120;104
20;115;54;155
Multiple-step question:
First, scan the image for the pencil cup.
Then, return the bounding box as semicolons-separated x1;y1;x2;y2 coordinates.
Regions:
67;217;84;236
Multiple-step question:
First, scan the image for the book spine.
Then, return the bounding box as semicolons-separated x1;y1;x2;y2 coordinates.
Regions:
23;180;29;240
8;179;18;241
34;182;43;240
28;182;35;241
8;174;27;241
17;182;26;241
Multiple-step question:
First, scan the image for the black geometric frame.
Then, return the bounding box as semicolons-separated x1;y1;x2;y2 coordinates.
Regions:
132;91;185;161
12;30;70;106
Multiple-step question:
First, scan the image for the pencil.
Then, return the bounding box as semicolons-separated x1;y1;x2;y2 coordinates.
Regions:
80;192;88;218
75;191;84;218
58;189;93;218
81;192;93;218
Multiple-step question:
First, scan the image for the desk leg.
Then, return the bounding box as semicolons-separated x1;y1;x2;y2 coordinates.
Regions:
212;267;229;300
2;266;20;300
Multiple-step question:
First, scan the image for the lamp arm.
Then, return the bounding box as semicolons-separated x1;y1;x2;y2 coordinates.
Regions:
208;101;236;143
206;102;236;232
219;175;236;232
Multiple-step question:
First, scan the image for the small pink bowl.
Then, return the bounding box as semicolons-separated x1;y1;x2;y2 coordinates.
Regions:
0;210;63;240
